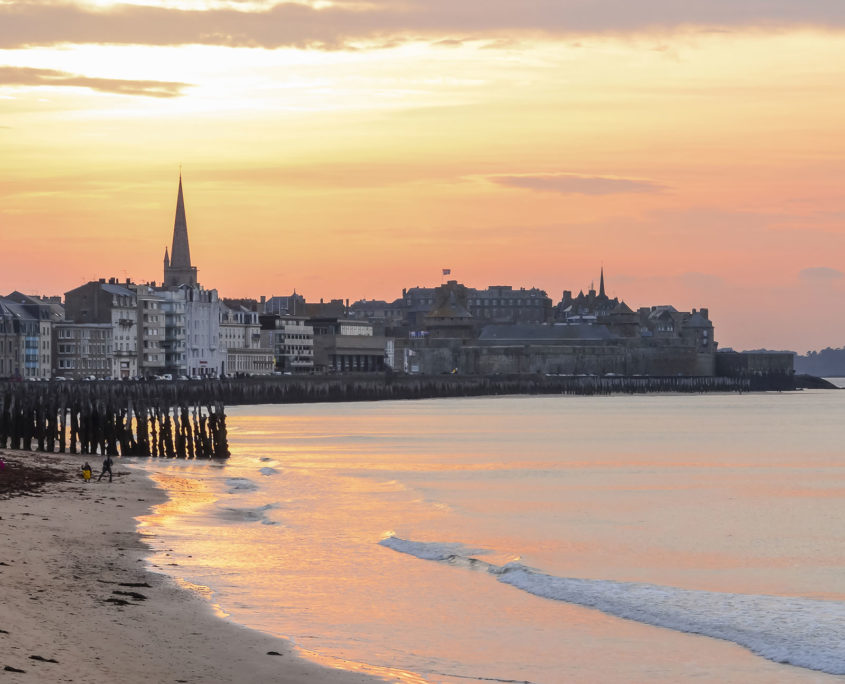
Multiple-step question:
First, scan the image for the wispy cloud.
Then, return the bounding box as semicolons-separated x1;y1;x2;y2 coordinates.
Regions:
490;173;665;196
799;266;844;280
0;1;844;50
0;66;190;97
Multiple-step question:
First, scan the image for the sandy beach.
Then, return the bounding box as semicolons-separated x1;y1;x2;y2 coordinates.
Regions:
0;450;392;684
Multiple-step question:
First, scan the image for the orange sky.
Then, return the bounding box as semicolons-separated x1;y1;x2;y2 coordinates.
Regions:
1;2;844;352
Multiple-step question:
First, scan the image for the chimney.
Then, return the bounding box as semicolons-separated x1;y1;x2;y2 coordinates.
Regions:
98;278;106;284
701;308;709;319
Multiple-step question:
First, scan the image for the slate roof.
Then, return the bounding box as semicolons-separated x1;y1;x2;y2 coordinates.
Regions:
610;301;634;314
685;312;712;328
101;283;135;297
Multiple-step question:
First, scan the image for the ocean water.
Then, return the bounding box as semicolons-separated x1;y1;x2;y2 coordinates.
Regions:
134;390;845;683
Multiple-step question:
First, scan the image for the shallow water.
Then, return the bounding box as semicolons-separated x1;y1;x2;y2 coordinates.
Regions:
135;391;845;683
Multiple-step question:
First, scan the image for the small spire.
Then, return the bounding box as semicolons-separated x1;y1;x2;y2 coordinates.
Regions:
164;247;170;268
599;265;606;298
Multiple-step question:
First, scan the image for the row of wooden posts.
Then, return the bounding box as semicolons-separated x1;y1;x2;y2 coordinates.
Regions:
0;381;229;458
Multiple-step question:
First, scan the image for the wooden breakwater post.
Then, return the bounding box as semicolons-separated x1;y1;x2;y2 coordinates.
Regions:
0;380;230;459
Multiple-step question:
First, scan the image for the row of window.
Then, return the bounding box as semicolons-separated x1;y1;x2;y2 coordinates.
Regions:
57;358;108;369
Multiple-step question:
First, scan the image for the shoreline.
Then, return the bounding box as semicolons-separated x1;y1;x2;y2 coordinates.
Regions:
0;450;396;684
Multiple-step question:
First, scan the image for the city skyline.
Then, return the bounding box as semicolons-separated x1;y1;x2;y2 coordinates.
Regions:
2;1;844;354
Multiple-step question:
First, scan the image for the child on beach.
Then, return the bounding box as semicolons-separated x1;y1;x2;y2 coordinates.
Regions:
81;462;92;483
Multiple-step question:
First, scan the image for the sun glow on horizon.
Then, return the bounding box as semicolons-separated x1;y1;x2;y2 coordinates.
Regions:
1;14;844;351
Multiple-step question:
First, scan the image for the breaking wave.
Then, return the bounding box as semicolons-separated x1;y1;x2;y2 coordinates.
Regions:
379;536;845;675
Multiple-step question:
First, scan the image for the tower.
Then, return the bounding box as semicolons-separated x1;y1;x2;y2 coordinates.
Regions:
599;266;606;298
163;174;198;287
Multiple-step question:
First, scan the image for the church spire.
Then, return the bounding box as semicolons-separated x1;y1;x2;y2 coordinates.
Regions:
163;172;198;287
170;174;192;269
599;266;606;298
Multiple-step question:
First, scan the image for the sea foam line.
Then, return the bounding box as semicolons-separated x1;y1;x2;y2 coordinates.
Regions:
379;535;845;675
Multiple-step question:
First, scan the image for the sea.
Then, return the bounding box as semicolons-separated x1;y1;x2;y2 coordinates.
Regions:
132;385;845;683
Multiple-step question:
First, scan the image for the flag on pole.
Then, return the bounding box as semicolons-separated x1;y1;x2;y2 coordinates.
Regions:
442;268;451;275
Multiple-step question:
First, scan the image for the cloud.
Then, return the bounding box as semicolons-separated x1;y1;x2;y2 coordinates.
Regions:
799;266;844;281
678;271;726;289
0;66;190;97
0;1;844;50
490;173;665;196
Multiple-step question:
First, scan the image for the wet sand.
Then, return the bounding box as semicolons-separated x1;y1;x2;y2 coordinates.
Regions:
0;450;391;684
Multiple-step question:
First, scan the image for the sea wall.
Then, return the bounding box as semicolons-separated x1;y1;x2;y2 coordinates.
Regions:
207;373;752;405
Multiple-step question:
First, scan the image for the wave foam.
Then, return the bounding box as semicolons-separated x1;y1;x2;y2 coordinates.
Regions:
379;536;490;562
225;477;259;493
217;503;277;523
380;535;845;675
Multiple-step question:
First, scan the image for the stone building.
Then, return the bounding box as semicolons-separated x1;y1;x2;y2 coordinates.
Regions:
1;293;57;379
715;350;794;378
155;288;187;376
53;323;112;379
259;315;314;373
220;302;274;375
263;293;306;317
133;284;166;377
182;286;223;377
555;268;619;323
64;279;139;379
350;281;553;331
423;281;477;340
309;317;387;372
0;297;44;379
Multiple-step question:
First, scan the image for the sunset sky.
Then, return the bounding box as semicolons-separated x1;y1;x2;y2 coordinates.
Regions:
2;1;843;352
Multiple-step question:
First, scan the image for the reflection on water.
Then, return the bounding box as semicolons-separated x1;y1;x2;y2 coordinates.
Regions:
135;392;845;683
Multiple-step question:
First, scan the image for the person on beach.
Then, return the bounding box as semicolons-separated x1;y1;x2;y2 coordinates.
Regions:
98;455;113;482
81;461;92;483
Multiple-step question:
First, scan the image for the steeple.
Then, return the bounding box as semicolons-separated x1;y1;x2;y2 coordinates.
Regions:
170;174;192;269
599;266;606;298
163;173;198;287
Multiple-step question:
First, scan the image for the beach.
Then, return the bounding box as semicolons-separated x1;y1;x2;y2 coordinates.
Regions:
0;449;387;684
